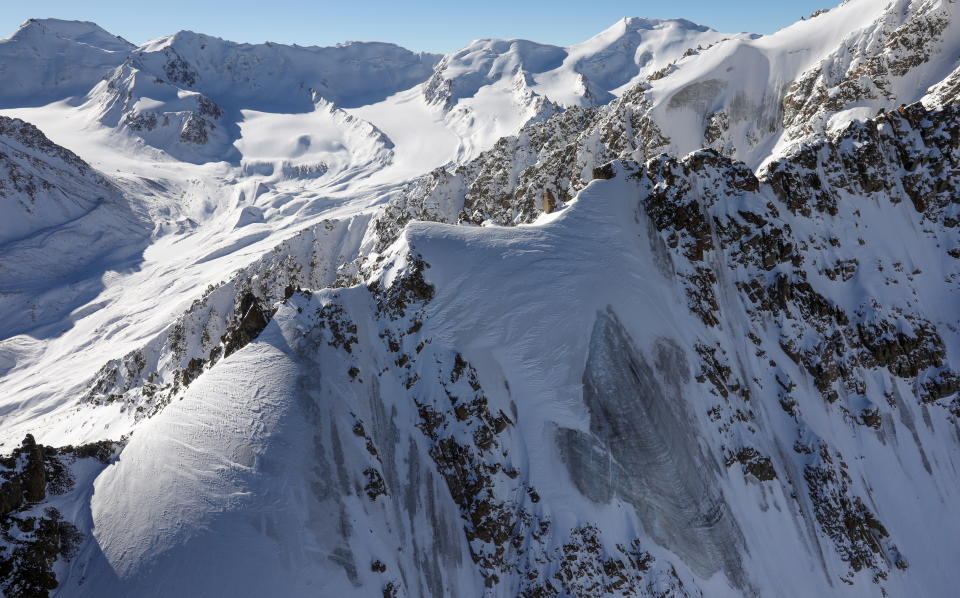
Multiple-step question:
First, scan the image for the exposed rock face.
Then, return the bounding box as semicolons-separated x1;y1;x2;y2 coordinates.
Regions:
801;442;905;581
19;436;45;505
541;189;556;214
80;216;370;417
0;437;121;598
560;311;746;586
222;292;271;358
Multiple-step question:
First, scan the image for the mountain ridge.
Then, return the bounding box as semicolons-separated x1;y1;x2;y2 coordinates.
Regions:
1;1;960;596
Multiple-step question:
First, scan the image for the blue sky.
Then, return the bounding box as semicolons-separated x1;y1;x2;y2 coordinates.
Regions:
3;1;836;52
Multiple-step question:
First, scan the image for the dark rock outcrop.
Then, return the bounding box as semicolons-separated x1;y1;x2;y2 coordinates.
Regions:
1;437;121;597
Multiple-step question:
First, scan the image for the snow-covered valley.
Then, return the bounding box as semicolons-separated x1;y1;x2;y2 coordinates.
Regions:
1;1;960;596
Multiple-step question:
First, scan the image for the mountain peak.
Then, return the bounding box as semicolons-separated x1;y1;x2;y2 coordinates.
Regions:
11;18;133;52
0;18;133;107
619;16;714;33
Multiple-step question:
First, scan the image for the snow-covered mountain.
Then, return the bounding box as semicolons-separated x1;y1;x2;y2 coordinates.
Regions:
0;19;132;108
422;18;753;159
2;0;960;596
83;31;441;163
425;18;754;109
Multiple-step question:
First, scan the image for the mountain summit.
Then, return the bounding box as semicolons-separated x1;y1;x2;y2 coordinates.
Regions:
0;18;132;107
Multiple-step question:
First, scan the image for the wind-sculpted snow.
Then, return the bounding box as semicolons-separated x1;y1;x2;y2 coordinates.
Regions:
79;329;341;597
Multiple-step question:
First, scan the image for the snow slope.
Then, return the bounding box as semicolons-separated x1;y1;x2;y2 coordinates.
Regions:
0;116;148;340
236;97;395;184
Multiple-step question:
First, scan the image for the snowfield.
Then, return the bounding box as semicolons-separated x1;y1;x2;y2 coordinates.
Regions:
1;1;960;596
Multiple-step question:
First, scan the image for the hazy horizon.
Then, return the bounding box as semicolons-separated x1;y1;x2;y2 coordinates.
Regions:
3;0;835;53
